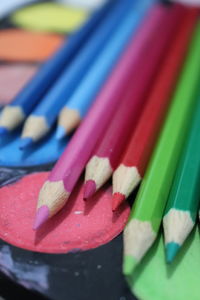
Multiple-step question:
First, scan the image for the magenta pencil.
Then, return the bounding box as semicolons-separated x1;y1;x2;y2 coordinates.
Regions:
83;4;186;199
33;4;185;229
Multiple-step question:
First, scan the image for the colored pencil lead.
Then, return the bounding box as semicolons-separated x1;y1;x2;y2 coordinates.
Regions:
34;179;69;230
83;180;96;200
55;126;66;140
112;193;126;212
123;219;155;275
164;209;196;262
56;108;81;139
19;115;49;149
123;255;137;276
112;166;141;211
84;156;112;199
165;242;180;263
33;205;50;230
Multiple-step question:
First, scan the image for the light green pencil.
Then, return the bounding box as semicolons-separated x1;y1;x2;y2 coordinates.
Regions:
163;98;200;263
123;22;200;276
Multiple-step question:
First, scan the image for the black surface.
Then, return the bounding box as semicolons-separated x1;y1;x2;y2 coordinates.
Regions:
0;273;47;300
0;235;136;300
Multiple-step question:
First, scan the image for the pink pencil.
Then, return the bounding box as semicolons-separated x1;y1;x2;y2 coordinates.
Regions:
83;3;186;199
33;4;184;229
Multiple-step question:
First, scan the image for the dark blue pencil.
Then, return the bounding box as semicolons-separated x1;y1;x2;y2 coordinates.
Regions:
0;0;115;136
19;0;135;149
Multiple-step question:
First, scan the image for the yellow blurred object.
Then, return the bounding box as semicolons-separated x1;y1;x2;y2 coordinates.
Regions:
11;2;89;33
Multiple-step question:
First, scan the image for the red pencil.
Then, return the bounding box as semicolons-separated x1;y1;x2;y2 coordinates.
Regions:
112;7;199;211
83;4;186;200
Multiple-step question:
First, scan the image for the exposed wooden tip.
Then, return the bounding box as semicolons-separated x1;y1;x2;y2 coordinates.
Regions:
0;106;25;130
58;107;81;135
123;219;156;263
38;180;70;216
21;115;49;142
163;209;194;252
113;164;141;199
85;155;113;190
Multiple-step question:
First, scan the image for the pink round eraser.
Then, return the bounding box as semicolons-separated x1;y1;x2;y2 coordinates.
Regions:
0;172;130;253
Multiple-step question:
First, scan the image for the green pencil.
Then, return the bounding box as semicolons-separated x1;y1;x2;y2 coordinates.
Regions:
163;98;200;263
123;22;200;276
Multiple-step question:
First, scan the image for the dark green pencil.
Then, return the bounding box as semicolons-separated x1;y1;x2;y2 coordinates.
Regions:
163;98;200;263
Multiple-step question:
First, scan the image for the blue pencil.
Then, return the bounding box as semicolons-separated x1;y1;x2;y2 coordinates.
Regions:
0;0;114;136
56;0;156;139
19;0;136;149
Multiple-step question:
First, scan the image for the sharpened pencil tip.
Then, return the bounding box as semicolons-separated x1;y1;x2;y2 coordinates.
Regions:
56;126;66;140
0;126;8;137
112;192;125;211
83;180;96;200
19;137;33;150
165;242;180;263
33;205;50;230
123;255;138;276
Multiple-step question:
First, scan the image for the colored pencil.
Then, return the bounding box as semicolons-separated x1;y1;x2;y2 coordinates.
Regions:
83;4;184;200
123;22;200;276
112;8;199;211
56;0;157;140
33;0;159;230
163;98;200;263
0;0;114;136
18;0;136;149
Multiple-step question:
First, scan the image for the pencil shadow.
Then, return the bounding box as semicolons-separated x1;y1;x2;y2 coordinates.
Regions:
127;185;140;207
83;188;105;215
34;185;80;245
128;234;160;286
166;228;196;278
19;134;50;160
0;134;14;147
0;126;24;148
112;201;129;223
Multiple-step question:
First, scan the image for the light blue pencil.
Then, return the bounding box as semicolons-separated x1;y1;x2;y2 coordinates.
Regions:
56;0;156;139
19;0;136;149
